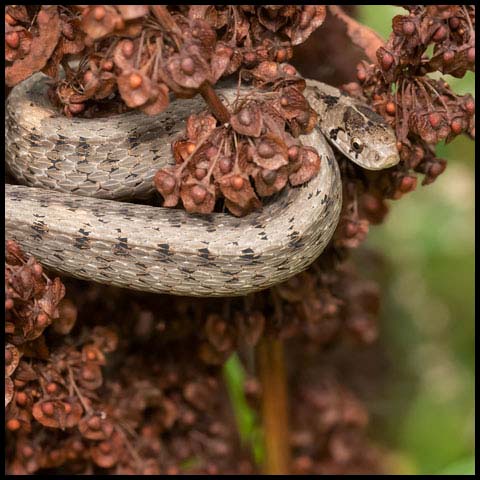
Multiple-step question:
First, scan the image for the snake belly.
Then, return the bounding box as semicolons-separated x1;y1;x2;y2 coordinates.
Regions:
5;74;396;297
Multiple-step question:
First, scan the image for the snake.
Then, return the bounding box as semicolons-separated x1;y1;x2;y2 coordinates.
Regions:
5;73;399;297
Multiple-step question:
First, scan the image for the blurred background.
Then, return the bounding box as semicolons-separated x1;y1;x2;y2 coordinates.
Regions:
358;5;475;475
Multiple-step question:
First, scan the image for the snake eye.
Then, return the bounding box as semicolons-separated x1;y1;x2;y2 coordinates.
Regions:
351;138;364;153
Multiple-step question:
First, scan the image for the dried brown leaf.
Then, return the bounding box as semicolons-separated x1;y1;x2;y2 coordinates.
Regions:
81;5;120;40
253;134;289;170
231;103;264;137
115;5;149;20
5;6;61;87
253;165;289;197
117;70;153;108
284;6;326;46
289;146;321;186
154;167;181;207
180;179;216;214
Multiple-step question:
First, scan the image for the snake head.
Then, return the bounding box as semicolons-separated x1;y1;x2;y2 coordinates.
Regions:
329;104;400;171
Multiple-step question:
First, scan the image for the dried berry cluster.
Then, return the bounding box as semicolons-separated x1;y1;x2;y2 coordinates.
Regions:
290;376;380;475
5;5;325;114
6;241;257;474
6;239;383;474
5;5;475;475
350;5;474;189
154;63;320;216
5;5;328;216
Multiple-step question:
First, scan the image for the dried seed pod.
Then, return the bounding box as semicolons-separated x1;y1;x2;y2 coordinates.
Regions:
237;311;265;346
78;413;115;440
163;48;211;91
253;165;288;197
230;103;263;137
115;5;149;20
32;400;68;429
82;344;106;365
76;362;103;390
218;173;261;217
253;134;289;170
81;5;120;40
154;167;181;207
180;180;216;214
90;438;120;469
117;70;153;108
5;343;21;377
204;314;234;352
284;6;326;45
186;112;218;142
5;377;14;408
288;146;321;186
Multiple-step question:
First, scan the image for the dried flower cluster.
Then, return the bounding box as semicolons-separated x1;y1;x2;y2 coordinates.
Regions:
154;64;321;216
6;241;257;474
289;375;380;475
5;5;329;216
350;5;474;185
5;5;475;475
6;239;383;474
5;5;325;114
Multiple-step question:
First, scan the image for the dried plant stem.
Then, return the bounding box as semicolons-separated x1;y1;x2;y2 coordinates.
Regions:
150;5;231;124
256;336;290;474
199;81;231;124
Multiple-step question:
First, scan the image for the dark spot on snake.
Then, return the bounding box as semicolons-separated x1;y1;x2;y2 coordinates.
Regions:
53;253;64;261
198;248;212;260
31;221;48;235
308;193;313;199
356;104;388;125
78;228;90;236
33;213;46;218
321;94;340;108
315;189;321;197
112;237;130;256
74;236;91;250
157;243;172;255
289;239;305;250
99;265;115;272
289;216;295;223
321;194;328;204
179;266;195;274
329;128;340;140
226;277;240;284
206;227;216;233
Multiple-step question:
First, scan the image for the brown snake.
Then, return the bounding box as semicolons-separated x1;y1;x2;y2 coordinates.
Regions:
5;73;399;297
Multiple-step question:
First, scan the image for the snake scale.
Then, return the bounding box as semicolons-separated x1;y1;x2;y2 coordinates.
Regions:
5;73;399;297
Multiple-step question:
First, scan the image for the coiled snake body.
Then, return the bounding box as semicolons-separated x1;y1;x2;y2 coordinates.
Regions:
5;74;399;297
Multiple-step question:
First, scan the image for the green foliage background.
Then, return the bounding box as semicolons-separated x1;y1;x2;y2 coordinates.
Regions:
359;5;475;475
